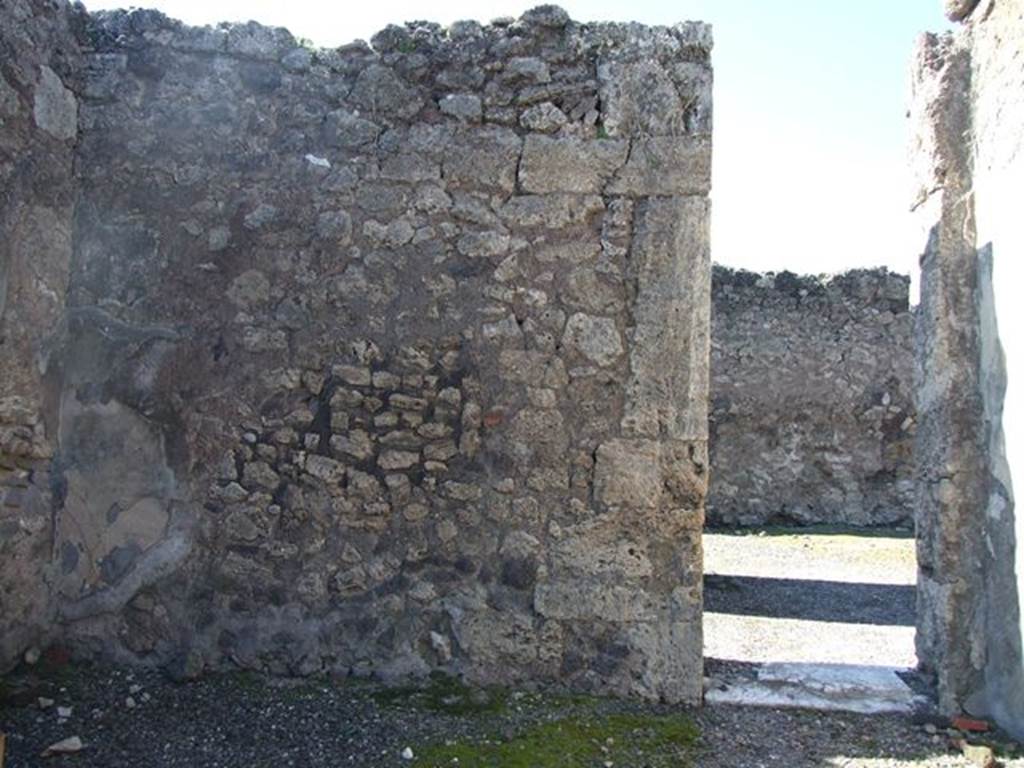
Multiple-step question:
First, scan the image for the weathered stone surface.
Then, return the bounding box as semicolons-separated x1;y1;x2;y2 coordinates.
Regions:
349;63;423;120
594;439;662;509
944;0;981;21
562;313;623;367
439;93;483;122
518;136;628;194
519;102;567;133
623;197;710;441
442;127;522;193
599;45;712;138
709;267;914;528
32;65;77;140
0;2;713;707
607;137;711;196
910;0;1024;740
0;0;82;670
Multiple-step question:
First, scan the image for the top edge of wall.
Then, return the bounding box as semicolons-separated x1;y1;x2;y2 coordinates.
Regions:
712;265;911;310
75;3;712;65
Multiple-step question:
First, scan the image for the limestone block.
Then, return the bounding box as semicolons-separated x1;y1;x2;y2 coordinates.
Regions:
594;439;662;509
439;93;482;122
599;58;684;137
561;313;624;367
443;127;522;193
607;137;711;196
498;350;569;388
534;583;662;622
33;66;76;140
321;109;380;148
519;102;568;133
623;197;710;440
500;194;604;229
349;64;423;119
304;455;346;485
518;136;628;193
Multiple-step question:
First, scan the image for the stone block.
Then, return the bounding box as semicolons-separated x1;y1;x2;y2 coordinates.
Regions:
561;313;623;367
442;127;522;193
607;137;711;196
594;439;662;509
500;194;604;229
518;136;628;194
534;582;661;622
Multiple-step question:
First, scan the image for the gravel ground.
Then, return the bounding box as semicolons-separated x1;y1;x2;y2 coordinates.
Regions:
704;528;918;668
1;661;1021;768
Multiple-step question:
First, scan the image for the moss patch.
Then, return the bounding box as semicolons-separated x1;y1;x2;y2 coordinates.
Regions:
372;672;507;716
413;712;699;767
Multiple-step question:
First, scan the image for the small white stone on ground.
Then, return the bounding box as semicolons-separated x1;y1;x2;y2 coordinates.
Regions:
41;735;83;756
401;746;414;760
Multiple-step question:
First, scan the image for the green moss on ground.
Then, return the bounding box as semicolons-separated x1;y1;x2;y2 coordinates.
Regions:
372;671;507;716
413;711;699;768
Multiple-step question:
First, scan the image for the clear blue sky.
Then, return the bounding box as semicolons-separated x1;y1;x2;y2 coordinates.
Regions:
83;0;950;277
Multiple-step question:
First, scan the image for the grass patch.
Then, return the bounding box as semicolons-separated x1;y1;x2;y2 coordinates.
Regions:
414;712;699;768
373;672;507;716
227;670;268;692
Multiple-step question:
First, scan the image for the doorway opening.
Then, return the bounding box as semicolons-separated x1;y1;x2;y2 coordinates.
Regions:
701;267;922;712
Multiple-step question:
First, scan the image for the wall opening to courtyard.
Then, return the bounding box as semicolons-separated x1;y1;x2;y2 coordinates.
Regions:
701;266;920;710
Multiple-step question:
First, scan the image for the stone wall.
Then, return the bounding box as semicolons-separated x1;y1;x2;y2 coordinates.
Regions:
911;0;1024;738
0;2;712;703
708;266;915;528
0;0;84;672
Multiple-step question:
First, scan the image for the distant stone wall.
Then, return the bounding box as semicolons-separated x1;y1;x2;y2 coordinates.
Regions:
911;0;1024;737
708;267;915;527
0;2;712;703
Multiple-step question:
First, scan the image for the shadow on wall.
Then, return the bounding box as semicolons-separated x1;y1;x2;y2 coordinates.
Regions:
968;242;1023;736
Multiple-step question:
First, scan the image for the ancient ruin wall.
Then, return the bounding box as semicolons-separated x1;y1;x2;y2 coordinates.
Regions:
0;0;83;670
911;0;1024;737
708;267;915;528
0;2;713;703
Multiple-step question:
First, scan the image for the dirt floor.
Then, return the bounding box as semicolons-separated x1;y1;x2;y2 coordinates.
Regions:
1;661;1022;767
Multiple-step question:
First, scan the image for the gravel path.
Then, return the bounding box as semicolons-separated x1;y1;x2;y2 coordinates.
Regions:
704;529;918;668
1;661;1021;767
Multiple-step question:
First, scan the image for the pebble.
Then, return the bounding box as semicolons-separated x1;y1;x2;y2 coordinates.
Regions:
56;706;73;718
41;735;83;757
401;746;414;760
38;697;54;709
961;742;996;767
125;696;137;709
